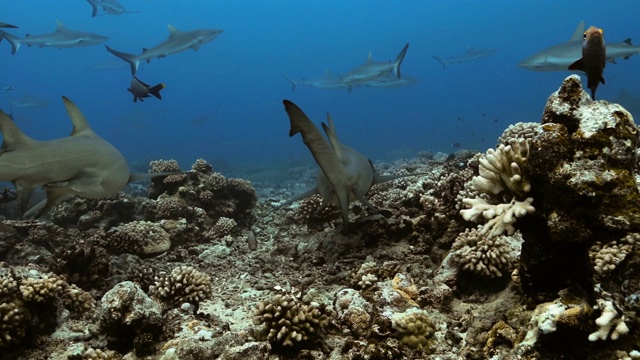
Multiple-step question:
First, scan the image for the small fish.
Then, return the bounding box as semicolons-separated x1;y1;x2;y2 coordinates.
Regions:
246;230;257;251
3;85;14;91
569;26;606;99
452;142;461;148
128;76;165;102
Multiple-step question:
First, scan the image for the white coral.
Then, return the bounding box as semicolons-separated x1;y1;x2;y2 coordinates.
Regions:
588;299;629;341
460;138;534;238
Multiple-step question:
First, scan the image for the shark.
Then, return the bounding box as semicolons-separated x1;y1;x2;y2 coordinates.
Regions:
87;0;139;17
281;100;421;232
518;21;640;71
282;70;348;91
0;23;17;28
7;92;49;109
340;43;410;90
0;96;130;218
105;25;224;75
432;47;498;70
0;20;108;55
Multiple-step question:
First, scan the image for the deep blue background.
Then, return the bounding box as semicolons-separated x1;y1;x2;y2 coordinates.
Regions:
2;1;640;177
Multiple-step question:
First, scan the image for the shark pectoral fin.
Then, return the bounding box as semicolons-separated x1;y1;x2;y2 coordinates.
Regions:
335;187;350;231
24;189;73;219
13;183;34;216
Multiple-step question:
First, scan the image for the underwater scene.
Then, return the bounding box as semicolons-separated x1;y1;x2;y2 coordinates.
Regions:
2;0;640;359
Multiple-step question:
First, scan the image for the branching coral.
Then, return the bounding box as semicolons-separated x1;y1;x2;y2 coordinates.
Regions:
149;266;213;306
589;233;637;279
450;227;523;277
253;293;329;347
392;307;435;350
460;138;535;238
588;298;629;341
106;220;171;256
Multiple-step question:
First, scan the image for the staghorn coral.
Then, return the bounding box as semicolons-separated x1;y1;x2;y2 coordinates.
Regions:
391;307;435;350
450;227;523;277
106;220;171;256
460;138;535;238
253;293;329;348
149;266;213;306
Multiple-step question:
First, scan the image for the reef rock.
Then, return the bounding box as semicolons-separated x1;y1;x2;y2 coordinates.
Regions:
523;75;640;299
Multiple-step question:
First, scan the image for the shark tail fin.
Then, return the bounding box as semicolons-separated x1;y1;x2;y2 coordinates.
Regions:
1;31;20;54
392;42;409;78
432;56;446;70
282;74;297;91
148;83;165;100
87;0;100;17
105;45;140;75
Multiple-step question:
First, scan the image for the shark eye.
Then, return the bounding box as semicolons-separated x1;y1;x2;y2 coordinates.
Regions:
583;32;587;40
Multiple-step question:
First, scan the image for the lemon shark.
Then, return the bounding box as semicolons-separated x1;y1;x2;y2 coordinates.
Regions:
105;25;223;75
282;100;421;232
0;97;130;218
0;20;108;55
518;21;640;71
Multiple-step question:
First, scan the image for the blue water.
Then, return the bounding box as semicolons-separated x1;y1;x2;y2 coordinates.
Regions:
2;1;640;177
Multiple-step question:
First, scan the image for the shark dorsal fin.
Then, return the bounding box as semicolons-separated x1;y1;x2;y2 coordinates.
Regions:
167;24;179;37
0;110;37;151
570;20;585;41
61;96;94;136
623;38;633;45
366;51;373;63
55;20;67;31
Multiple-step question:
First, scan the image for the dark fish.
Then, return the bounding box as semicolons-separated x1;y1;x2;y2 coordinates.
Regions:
128;76;165;102
569;26;606;99
452;142;461;148
247;230;257;251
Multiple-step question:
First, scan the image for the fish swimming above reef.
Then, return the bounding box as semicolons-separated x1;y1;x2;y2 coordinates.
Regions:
0;97;131;218
340;42;409;91
0;20;108;54
128;76;165;102
432;47;498;70
518;21;639;72
87;0;139;17
105;25;223;75
280;100;423;232
569;25;606;99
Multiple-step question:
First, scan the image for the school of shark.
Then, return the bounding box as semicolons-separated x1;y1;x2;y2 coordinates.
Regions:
2;2;640;359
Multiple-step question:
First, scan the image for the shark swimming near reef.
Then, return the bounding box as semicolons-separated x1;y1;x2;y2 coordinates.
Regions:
518;21;640;72
0;97;130;218
0;20;108;54
281;100;423;232
7;92;49;109
340;43;409;91
105;25;223;75
432;47;498;70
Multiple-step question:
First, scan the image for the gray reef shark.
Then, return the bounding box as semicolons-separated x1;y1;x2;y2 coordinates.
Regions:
281;100;420;232
0;20;108;54
105;25;224;74
87;0;139;17
518;21;640;71
340;43;409;90
8;92;49;109
0;97;130;218
282;71;348;91
432;47;498;70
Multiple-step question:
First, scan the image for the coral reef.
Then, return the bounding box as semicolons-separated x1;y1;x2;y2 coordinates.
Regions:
1;77;640;360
